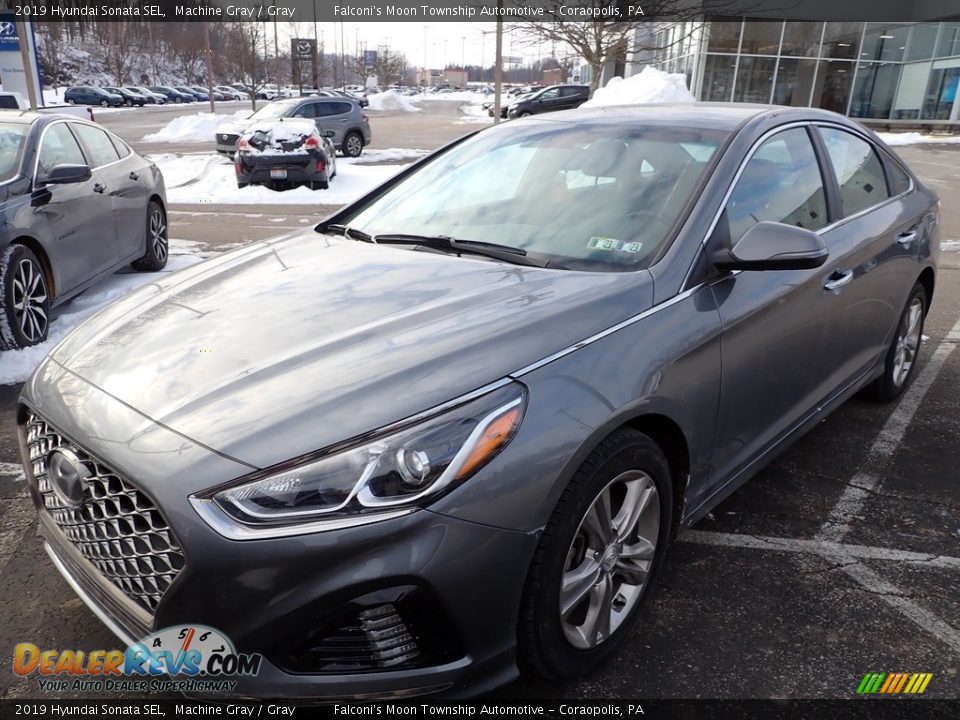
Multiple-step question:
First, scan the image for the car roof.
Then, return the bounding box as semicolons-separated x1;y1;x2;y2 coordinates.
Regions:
539;102;848;131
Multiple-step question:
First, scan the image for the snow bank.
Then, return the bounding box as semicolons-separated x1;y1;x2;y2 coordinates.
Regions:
457;102;493;125
942;241;960;252
875;131;960;146
366;89;421;113
414;91;485;103
143;110;250;143
158;153;407;205
582;66;695;108
0;251;202;385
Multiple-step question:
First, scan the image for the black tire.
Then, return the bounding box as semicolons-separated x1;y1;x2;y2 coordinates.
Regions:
518;428;673;681
100;100;109;107
309;180;329;190
865;282;927;403
0;244;50;351
125;99;133;107
175;97;183;104
343;131;363;158
131;201;168;272
237;182;249;189
66;98;76;105
519;111;533;117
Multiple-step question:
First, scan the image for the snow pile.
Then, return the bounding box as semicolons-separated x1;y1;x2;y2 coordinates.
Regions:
155;153;407;205
366;90;421;113
147;153;221;188
875;132;960;146
243;119;317;154
582;67;695;108
457;102;493;124
142;110;250;143
414;91;485;103
0;251;202;385
344;147;430;164
942;241;960;253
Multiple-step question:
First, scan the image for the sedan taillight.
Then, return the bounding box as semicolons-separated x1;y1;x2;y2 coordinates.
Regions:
304;136;319;149
238;138;250;151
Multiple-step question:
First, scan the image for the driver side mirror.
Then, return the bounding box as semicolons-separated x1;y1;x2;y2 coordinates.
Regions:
43;164;92;185
322;131;336;138
714;221;828;271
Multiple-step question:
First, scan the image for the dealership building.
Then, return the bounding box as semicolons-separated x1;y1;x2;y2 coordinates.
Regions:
640;19;960;128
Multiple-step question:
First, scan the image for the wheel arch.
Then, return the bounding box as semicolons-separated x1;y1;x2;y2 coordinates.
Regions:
7;235;56;300
918;266;935;312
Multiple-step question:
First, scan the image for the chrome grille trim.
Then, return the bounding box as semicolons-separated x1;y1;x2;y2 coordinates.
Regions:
25;412;184;615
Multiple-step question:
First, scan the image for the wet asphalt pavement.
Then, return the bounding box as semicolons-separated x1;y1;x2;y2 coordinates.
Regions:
0;104;958;701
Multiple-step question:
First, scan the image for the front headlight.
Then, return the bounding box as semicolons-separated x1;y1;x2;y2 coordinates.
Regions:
200;383;525;531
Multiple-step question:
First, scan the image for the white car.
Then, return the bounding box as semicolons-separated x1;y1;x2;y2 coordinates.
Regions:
215;85;248;101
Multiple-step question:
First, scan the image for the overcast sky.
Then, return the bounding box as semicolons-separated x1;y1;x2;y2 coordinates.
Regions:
281;21;570;68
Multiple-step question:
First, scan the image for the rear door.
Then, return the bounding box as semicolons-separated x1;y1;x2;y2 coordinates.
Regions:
70;122;129;266
311;101;354;146
32;122;116;292
709;125;852;489
558;86;586;110
810;124;928;382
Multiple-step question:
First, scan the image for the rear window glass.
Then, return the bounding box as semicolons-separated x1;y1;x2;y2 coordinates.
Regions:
820;128;891;216
883;153;911;195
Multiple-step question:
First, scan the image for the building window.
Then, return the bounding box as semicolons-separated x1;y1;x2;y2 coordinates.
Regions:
702;54;736;101
821;22;863;60
860;24;909;64
905;24;938;61
922;66;959;119
813;60;855;113
781;22;823;57
734;56;776;103
740;21;783;55
850;62;900;118
773;58;819;106
706;19;742;54
936;23;960;59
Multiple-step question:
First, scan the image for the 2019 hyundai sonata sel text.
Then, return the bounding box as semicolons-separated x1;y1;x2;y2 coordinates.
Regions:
20;104;938;698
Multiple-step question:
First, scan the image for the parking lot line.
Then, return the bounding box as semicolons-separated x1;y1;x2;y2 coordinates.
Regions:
817;314;960;544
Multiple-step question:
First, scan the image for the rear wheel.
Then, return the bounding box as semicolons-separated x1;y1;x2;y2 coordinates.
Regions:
131;201;168;272
0;245;50;351
66;98;76;105
343;131;364;158
865;282;927;402
309;180;329;190
519;428;673;680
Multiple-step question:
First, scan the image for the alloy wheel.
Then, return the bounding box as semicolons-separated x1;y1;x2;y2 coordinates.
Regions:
346;134;362;157
560;470;660;649
893;296;923;387
12;258;48;343
150;208;168;264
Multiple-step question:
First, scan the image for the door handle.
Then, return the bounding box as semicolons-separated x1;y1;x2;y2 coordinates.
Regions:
897;230;918;246
93;183;105;194
824;269;854;292
129;171;139;181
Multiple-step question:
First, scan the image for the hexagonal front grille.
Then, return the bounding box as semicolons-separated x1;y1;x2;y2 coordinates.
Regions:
218;133;239;146
25;411;185;615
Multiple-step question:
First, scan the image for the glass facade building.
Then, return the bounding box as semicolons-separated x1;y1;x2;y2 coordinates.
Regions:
650;20;960;125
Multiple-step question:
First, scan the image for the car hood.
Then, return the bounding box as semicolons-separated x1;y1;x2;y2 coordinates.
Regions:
49;233;653;470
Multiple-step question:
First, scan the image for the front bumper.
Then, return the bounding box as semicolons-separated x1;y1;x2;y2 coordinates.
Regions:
20;362;538;699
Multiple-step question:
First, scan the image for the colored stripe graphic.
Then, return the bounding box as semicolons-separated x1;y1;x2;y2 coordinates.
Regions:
857;672;932;694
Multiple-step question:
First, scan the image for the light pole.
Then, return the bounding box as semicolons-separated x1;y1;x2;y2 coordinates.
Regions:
422;25;428;86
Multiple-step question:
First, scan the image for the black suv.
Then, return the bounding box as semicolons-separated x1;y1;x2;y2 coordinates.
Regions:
507;84;590;118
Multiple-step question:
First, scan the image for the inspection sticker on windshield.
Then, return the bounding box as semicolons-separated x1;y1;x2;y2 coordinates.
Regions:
588;237;643;253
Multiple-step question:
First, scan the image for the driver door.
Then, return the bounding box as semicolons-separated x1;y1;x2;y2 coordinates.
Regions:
709;126;853;490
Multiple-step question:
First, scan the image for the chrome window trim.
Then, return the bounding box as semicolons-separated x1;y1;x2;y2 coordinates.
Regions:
680;118;916;291
32;118;134;190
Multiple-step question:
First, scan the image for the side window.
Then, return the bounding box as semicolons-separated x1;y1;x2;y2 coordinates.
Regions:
331;101;353;116
726;127;828;245
883;153;911;195
539;88;560;101
71;124;121;168
290;103;316;119
313;102;334;117
820;128;891;216
109;134;131;159
38;124;87;176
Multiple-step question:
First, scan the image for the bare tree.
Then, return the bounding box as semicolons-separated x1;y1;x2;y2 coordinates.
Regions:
507;0;725;92
372;49;409;88
168;23;207;84
107;22;138;85
222;22;276;110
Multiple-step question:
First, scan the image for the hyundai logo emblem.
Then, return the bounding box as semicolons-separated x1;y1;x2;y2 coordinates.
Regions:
46;448;89;507
0;22;15;36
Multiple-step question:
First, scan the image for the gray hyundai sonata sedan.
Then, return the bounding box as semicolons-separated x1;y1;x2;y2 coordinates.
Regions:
19;104;938;698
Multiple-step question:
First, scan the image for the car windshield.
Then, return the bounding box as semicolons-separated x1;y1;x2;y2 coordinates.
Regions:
248;102;295;121
337;120;728;271
0;123;27;183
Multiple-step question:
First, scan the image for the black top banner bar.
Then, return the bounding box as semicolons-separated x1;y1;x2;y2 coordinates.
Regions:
3;0;960;23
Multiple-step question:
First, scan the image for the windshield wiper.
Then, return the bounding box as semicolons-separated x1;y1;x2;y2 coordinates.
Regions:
325;223;374;243
372;233;550;268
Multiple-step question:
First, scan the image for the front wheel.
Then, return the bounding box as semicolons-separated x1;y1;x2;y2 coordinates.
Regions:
0;244;50;351
343;131;363;158
175;97;183;104
518;428;673;680
100;100;109;107
865;282;927;402
131;201;168;272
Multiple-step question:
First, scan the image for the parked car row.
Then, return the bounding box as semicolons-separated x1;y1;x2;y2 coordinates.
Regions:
62;84;251;107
